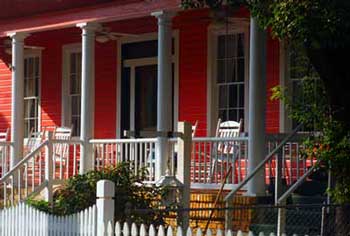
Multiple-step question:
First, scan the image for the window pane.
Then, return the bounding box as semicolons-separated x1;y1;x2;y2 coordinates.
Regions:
238;84;244;107
237;34;244;57
237;58;244;82
226;59;235;83
229;84;236;108
219;109;227;122
71;96;80;116
217;60;225;83
218;85;228;109
35;57;39;77
229;109;237;121
27;58;34;78
70;54;76;73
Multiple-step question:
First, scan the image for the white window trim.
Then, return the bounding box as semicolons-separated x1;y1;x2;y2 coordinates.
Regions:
24;50;42;136
207;20;250;136
116;31;180;138
61;43;82;136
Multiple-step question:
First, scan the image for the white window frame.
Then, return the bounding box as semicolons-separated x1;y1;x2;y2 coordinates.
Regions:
24;50;42;138
207;20;250;135
62;43;82;137
116;31;179;138
279;41;320;132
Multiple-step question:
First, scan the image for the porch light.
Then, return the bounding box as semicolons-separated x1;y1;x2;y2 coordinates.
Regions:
155;169;184;208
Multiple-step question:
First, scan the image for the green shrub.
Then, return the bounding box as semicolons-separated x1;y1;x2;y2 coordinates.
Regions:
28;163;165;225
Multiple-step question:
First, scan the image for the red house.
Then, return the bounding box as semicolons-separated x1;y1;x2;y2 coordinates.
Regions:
0;0;316;210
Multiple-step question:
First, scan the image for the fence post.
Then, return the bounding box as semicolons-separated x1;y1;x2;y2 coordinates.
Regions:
44;131;53;203
177;121;192;231
97;180;115;236
276;149;286;236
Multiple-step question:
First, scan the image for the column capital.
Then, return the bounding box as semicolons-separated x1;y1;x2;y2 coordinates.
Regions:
76;22;101;32
7;32;29;41
151;10;176;21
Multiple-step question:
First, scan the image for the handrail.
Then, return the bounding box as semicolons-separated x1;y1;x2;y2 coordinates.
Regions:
192;137;249;142
90;138;157;144
0;140;48;182
51;139;83;144
277;161;319;204
224;123;303;201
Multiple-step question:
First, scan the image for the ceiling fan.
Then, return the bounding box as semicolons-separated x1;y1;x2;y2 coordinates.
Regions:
95;26;138;43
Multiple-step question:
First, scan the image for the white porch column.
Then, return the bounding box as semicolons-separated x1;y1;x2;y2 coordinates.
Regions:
247;17;267;196
8;32;28;168
152;11;175;180
77;22;99;174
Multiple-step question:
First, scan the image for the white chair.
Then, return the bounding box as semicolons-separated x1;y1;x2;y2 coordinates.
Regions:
52;126;73;170
0;128;9;175
25;127;46;154
210;119;243;181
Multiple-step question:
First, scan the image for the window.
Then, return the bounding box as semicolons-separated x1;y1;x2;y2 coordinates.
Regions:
216;33;246;123
24;56;40;137
68;52;82;136
62;45;82;137
285;45;320;130
208;21;249;135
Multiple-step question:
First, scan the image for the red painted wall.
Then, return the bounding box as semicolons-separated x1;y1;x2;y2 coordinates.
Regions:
0;44;11;133
0;9;282;140
175;10;210;137
266;36;280;133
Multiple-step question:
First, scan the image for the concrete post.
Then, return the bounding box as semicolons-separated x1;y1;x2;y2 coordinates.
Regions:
247;17;267;196
8;32;28;168
44;131;53;204
177;122;192;230
76;22;99;174
151;11;176;181
97;180;115;236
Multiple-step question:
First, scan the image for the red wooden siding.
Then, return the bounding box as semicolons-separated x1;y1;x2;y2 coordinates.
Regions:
176;10;210;137
0;45;11;132
266;36;280;133
94;41;117;138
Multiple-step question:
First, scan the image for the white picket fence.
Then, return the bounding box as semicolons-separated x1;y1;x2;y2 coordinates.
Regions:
0;202;97;235
103;221;308;236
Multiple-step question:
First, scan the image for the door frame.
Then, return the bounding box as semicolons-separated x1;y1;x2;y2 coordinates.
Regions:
116;31;179;138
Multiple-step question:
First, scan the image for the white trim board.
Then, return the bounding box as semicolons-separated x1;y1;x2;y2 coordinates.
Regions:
61;43;82;135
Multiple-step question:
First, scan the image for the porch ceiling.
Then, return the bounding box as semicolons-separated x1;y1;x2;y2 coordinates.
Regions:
0;0;181;37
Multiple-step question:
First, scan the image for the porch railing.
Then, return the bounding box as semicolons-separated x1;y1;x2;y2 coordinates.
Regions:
0;124;315;208
190;137;249;190
91;138;157;183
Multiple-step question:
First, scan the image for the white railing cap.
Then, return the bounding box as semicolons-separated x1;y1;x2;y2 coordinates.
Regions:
97;180;115;198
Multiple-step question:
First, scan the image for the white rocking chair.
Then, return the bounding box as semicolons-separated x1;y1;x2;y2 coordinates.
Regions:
210;119;243;181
